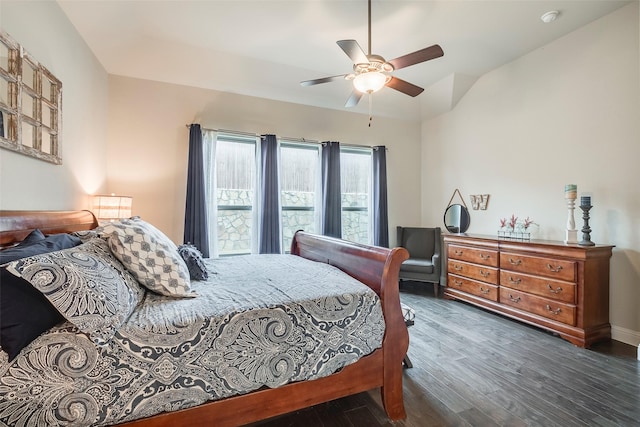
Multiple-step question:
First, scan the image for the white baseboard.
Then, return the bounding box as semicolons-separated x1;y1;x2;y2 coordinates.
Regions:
611;325;640;359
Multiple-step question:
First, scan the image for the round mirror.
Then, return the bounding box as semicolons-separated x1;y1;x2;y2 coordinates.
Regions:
444;204;470;233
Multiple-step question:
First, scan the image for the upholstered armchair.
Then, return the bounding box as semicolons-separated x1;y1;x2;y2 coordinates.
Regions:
397;226;442;296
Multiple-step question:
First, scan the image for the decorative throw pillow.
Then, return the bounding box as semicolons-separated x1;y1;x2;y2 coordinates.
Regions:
177;244;209;280
0;232;81;265
99;217;195;297
20;228;46;245
6;238;145;346
0;267;65;361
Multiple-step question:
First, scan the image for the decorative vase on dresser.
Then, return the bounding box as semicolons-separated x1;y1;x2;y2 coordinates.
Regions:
443;234;614;348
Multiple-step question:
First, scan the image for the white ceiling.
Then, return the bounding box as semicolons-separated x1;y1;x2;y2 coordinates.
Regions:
57;0;631;121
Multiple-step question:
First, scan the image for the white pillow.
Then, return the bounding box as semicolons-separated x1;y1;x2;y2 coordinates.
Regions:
100;217;195;297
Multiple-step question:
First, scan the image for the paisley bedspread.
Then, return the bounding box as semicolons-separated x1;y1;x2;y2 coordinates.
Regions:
0;254;385;426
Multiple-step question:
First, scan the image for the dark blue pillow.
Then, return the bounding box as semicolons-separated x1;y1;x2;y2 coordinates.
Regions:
0;267;65;361
20;229;46;246
0;233;82;264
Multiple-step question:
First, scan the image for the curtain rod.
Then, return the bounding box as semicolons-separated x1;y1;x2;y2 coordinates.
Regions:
185;124;383;150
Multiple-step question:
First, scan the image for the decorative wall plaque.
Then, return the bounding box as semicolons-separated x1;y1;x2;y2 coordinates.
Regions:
0;30;62;164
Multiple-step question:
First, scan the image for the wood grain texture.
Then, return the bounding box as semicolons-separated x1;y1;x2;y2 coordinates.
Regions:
444;234;614;348
250;283;639;427
0;211;410;427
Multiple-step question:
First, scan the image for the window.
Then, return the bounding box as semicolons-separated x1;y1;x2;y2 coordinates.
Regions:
215;134;256;255
280;141;320;251
207;133;374;254
0;31;62;164
341;148;372;244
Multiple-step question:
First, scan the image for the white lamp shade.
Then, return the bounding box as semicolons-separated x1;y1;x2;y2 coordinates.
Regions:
353;71;388;94
92;194;132;220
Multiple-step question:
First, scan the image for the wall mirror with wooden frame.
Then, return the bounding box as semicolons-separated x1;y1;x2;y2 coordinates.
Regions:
0;30;62;165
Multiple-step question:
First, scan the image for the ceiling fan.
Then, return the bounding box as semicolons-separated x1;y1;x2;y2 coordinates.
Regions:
300;0;444;108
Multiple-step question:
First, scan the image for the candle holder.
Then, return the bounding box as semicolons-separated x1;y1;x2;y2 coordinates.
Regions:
578;204;595;246
564;184;578;244
565;198;578;244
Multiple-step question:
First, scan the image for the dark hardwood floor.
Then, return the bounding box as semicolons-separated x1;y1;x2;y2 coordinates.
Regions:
251;282;639;427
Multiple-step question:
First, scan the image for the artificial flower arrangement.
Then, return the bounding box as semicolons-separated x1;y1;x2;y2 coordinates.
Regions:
498;214;537;240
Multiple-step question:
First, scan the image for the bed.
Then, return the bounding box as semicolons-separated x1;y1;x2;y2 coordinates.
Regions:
0;210;409;427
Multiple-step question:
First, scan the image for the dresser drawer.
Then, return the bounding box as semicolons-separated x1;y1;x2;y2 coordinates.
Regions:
448;259;499;284
499;288;576;326
448;244;498;267
500;271;577;304
500;252;576;282
448;274;498;301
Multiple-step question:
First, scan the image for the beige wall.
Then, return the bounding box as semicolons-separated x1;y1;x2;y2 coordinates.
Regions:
421;3;640;345
107;76;423;246
0;1;109;209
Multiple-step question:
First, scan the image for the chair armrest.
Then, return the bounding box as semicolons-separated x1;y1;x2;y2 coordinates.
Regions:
431;253;441;273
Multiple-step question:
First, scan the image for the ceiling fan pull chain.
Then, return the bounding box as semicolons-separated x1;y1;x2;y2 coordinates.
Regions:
368;94;373;127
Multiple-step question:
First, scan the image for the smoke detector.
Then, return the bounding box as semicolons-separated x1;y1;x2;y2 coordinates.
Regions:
541;10;559;23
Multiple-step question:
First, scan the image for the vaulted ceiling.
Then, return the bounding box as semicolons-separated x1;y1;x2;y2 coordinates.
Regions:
58;0;631;121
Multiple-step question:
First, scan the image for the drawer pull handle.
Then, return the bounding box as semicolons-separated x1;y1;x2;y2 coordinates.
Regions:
508;276;522;284
546;305;562;315
479;269;490;278
547;284;563;294
508;294;521;303
508;258;522;266
454;264;463;271
454;249;464;256
453;279;463;286
546;264;563;273
479;287;490;294
479;253;491;260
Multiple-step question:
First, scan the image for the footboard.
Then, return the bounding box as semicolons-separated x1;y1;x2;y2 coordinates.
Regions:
291;231;410;419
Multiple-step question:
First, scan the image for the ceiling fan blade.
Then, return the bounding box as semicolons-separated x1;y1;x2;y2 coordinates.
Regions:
337;40;369;65
345;91;363;108
386;77;424;97
300;74;348;87
388;44;444;70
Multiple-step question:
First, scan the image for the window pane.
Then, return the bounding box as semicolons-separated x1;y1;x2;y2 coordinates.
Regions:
217;209;252;255
0;77;7;105
341;149;371;244
342;210;369;244
21;92;35;119
280;143;319;250
216;138;256;255
0;42;9;71
41;130;52;153
22;61;36;91
21;121;35;147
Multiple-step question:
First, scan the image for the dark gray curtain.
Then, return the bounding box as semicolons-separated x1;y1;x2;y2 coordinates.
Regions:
184;124;210;257
321;141;342;238
372;146;389;247
258;134;281;254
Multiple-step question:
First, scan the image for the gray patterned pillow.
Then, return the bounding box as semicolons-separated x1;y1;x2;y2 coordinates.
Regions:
6;238;145;346
177;244;209;280
100;218;195;297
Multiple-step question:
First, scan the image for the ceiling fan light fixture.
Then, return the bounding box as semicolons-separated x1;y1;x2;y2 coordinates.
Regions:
353;71;388;94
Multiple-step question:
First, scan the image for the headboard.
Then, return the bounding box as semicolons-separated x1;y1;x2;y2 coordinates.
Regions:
0;210;98;248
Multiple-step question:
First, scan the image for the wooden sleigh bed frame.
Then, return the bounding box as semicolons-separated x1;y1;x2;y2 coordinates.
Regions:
0;210;410;427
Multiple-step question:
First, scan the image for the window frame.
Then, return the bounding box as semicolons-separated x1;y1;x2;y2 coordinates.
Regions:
340;146;373;245
214;133;258;256
279;140;321;252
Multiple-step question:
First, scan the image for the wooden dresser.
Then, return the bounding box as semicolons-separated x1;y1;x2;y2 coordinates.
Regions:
443;234;614;348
